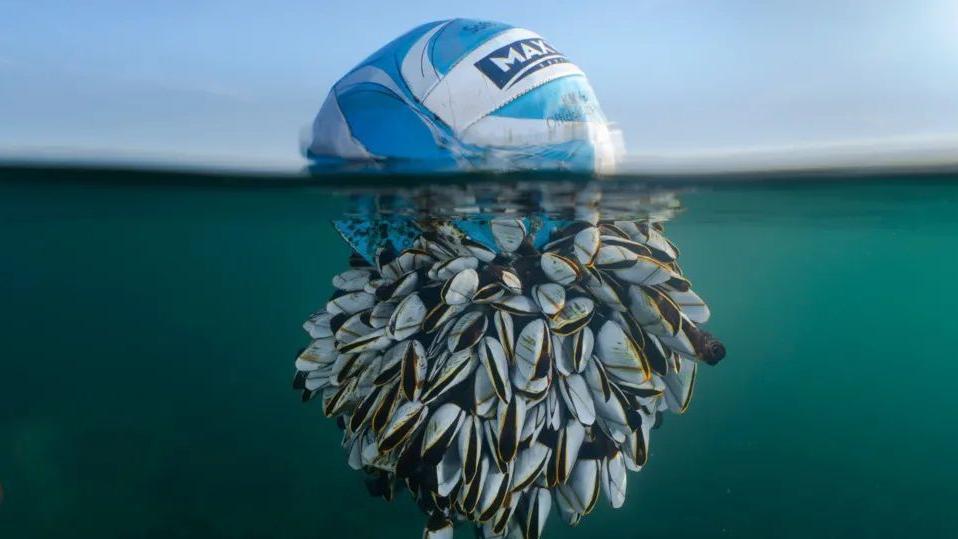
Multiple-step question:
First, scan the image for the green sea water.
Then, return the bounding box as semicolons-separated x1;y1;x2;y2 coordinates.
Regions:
1;167;956;538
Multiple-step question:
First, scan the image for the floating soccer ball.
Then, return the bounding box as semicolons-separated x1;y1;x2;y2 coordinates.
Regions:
305;19;621;172
294;217;724;538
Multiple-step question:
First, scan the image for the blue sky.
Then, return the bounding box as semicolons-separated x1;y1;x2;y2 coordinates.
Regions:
2;0;957;171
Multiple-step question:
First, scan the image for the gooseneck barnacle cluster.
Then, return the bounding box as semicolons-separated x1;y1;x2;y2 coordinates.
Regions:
294;216;724;539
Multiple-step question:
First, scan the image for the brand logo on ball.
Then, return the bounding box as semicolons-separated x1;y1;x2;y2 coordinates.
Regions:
474;38;568;89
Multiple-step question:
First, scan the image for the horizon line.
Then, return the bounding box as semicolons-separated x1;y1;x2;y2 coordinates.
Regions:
2;132;957;176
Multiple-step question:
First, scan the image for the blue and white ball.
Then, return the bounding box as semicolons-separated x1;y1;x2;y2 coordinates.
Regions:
306;19;620;172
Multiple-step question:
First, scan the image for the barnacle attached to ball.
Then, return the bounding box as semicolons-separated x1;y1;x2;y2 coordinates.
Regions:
294;217;725;539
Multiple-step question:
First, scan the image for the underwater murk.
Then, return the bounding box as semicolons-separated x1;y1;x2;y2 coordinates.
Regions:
1;166;957;538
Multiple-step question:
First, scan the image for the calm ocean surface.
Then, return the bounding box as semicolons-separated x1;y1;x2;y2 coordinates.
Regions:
1;166;956;538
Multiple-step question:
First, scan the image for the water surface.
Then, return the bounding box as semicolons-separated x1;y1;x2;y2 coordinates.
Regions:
1;167;956;538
